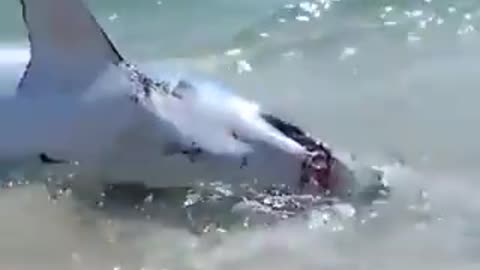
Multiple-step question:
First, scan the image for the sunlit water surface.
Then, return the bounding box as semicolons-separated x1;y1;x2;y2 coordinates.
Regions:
0;0;479;269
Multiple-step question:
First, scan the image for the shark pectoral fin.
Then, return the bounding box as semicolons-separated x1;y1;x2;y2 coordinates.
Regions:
38;152;70;164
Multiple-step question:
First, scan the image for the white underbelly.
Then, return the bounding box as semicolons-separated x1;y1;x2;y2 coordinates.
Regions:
97;136;303;189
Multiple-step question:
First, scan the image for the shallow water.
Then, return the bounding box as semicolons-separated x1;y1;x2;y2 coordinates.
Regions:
1;0;480;269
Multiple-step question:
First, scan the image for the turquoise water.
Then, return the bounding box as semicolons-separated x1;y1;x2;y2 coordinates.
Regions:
1;0;480;269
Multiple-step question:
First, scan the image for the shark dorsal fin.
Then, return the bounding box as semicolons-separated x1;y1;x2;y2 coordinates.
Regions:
17;0;124;96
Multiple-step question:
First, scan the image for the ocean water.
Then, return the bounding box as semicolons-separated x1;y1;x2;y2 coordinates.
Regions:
1;0;480;269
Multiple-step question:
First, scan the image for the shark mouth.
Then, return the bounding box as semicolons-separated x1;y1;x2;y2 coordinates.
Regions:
260;113;336;191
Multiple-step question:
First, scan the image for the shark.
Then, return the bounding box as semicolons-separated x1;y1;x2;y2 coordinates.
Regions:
0;0;387;202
